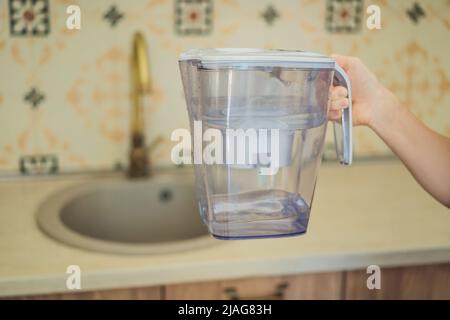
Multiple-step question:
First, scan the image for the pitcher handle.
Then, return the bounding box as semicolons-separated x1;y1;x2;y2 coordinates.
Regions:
332;64;353;165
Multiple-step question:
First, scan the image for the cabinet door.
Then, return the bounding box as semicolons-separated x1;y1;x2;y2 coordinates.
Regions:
220;276;291;300
165;272;343;300
165;277;288;300
165;281;222;300
284;272;343;299
344;263;450;299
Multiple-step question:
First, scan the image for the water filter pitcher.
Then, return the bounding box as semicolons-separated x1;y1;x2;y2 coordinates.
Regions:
179;49;352;239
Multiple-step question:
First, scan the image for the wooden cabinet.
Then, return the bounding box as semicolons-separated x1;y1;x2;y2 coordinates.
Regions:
344;263;450;299
165;272;342;300
7;263;450;300
166;280;222;300
13;286;162;300
283;272;343;300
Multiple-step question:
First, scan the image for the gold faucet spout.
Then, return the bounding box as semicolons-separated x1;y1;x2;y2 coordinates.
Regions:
128;32;151;178
132;32;151;96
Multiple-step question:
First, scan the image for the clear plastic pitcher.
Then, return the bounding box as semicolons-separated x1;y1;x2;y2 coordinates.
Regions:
179;49;352;239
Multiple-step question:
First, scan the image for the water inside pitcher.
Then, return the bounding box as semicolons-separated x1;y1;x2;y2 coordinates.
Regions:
179;49;352;239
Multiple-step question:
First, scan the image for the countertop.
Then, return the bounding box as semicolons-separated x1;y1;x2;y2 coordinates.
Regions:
0;160;449;297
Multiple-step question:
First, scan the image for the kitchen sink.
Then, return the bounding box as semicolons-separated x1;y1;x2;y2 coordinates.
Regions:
36;170;216;255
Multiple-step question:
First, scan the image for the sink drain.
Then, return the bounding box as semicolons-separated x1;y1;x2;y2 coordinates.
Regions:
159;188;173;202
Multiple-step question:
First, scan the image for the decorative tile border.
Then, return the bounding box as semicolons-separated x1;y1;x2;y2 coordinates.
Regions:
19;154;58;175
261;5;279;26
8;0;50;37
326;0;363;34
24;87;45;109
103;4;124;27
175;0;213;36
406;2;426;24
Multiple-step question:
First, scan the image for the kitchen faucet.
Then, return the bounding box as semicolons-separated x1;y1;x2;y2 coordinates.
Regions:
128;32;152;178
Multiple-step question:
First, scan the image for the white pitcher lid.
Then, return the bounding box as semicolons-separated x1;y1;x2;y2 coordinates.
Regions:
179;48;335;68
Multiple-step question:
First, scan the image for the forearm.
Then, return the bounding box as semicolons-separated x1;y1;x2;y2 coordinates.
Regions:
369;91;450;207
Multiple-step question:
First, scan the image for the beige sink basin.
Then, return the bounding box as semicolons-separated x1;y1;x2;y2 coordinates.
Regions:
36;171;216;255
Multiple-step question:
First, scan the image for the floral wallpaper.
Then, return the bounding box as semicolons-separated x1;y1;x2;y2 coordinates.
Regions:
0;0;449;175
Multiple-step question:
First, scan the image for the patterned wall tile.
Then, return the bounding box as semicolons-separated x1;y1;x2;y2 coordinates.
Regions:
24;87;45;108
326;0;363;33
0;0;449;175
8;0;50;36
175;0;213;35
406;2;426;24
410;0;450;135
19;154;58;174
261;5;279;26
103;4;124;27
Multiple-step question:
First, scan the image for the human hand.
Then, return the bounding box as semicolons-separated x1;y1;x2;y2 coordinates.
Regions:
328;54;399;128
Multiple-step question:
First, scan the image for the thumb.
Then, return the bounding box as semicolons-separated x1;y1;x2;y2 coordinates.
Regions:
331;54;351;72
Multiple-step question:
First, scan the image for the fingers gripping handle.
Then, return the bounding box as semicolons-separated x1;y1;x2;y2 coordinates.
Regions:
333;64;353;165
